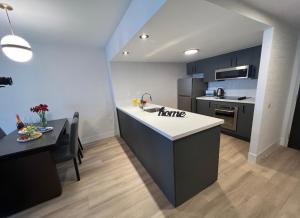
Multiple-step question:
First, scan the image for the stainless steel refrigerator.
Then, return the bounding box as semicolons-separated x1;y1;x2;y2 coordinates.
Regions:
177;78;207;112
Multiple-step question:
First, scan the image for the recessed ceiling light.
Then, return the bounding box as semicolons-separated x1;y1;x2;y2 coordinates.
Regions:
184;49;199;56
122;51;130;55
139;34;149;40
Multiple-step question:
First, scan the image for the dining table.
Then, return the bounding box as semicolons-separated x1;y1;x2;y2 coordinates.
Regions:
0;118;68;217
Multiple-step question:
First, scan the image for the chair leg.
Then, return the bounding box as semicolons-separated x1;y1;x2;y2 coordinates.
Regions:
78;148;83;158
78;137;84;151
73;158;80;181
77;152;82;165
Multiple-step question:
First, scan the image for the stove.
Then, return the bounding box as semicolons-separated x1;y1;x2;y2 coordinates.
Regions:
216;96;247;101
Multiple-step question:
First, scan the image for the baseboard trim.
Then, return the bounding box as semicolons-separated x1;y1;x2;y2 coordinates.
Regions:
248;142;280;163
247;152;258;163
81;131;115;145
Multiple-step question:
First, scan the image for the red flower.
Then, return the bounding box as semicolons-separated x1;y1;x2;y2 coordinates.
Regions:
30;104;49;113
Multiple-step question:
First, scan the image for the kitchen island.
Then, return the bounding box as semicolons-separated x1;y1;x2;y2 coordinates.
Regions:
117;104;223;207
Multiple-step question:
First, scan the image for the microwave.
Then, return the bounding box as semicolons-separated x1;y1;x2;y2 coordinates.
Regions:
215;65;251;81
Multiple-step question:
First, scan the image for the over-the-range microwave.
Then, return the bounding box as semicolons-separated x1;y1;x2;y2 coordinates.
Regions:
215;65;252;81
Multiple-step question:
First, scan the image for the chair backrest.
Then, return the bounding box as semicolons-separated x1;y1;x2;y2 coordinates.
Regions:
69;117;79;156
73;112;79;119
0;128;6;139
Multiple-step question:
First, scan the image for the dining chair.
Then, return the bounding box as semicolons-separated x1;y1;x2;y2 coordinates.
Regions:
73;112;84;158
0;128;6;139
52;117;80;181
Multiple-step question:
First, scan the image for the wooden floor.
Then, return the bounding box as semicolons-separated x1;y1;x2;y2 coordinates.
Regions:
12;134;300;218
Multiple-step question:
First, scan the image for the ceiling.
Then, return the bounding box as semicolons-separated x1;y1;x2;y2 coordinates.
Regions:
240;0;300;30
0;0;131;47
113;0;269;63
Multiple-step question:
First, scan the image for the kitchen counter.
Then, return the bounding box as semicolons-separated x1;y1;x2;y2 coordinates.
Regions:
196;96;255;104
117;104;223;206
116;104;223;141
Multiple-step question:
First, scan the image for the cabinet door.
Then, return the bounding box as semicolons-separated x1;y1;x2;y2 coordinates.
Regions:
215;53;235;69
236;49;252;66
196;100;213;116
251;46;262;79
237;103;254;140
186;63;194;75
197;58;216;82
236;46;262;78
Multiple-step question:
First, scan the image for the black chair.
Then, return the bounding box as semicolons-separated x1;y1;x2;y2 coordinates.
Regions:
73;112;84;158
0;128;6;139
52;117;80;181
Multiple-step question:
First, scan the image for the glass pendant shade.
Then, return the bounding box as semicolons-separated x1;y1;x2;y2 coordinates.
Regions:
1;35;32;62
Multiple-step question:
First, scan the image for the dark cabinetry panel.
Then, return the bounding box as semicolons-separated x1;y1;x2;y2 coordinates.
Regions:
186;45;262;81
186;62;197;75
237;103;255;140
196;99;255;141
117;109;221;206
196;99;214;117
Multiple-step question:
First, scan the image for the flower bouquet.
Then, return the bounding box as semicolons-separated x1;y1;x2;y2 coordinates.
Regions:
30;104;49;128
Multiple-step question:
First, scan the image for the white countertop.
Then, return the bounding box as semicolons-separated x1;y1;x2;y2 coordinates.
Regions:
117;104;224;141
196;96;255;104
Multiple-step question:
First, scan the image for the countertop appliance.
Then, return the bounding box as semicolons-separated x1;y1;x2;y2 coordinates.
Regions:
216;88;225;98
214;104;238;131
178;77;207;112
215;65;250;81
205;90;215;97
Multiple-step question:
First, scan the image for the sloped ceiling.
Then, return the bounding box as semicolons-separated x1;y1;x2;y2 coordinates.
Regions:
0;0;131;47
113;0;269;63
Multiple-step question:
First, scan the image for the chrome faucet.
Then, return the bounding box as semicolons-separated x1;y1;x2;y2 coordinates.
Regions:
140;92;152;110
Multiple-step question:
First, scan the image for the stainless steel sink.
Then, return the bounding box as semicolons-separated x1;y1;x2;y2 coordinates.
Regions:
143;107;161;113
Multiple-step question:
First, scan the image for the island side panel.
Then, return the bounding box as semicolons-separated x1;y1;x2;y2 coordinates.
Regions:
173;126;221;206
117;109;176;205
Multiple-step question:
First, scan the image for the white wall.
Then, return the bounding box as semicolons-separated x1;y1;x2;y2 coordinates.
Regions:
249;26;298;159
110;62;186;108
281;36;300;145
0;42;115;143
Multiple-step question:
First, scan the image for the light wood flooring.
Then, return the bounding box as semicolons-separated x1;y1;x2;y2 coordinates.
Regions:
12;134;300;218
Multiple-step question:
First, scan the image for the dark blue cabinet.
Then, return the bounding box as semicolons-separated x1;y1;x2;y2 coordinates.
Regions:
186;62;197;75
196;99;254;141
237;103;255;140
186;45;262;81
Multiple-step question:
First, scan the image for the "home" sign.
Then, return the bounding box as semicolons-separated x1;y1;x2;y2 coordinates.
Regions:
158;107;186;118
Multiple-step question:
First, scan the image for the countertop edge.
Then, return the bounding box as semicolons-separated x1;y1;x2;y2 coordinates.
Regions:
116;106;223;141
196;97;255;104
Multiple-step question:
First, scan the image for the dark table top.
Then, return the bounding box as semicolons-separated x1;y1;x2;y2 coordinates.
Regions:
0;119;68;159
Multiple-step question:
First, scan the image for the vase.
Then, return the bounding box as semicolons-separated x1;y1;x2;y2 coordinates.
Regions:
39;112;47;128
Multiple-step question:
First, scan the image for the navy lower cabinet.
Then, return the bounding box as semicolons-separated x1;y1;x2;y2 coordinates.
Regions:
237;104;255;140
196;100;214;116
196;100;255;141
117;109;221;207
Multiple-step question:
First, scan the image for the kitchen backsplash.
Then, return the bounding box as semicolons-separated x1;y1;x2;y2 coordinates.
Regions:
192;73;258;97
208;79;258;97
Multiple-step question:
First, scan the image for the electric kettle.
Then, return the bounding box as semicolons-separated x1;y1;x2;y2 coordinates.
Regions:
216;88;225;98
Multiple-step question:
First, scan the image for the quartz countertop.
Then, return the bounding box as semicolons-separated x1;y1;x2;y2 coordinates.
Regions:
116;104;224;141
196;96;255;104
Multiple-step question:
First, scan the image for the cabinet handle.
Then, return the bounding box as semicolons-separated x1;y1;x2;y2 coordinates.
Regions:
235;57;238;66
243;105;245;113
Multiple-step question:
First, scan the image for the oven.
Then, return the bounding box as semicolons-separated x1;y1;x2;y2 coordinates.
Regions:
214;104;238;131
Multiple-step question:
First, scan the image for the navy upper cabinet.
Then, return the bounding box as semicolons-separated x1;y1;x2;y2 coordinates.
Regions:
187;62;197;75
186;45;262;80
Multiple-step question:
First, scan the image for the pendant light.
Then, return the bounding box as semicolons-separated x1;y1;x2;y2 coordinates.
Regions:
0;3;32;62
